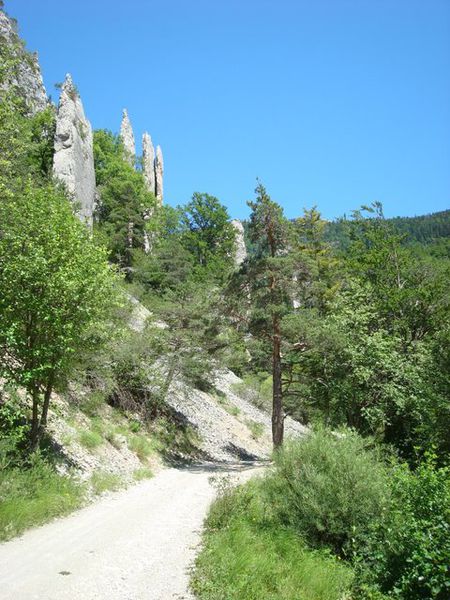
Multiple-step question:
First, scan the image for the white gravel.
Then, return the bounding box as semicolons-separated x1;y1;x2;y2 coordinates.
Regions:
0;464;261;600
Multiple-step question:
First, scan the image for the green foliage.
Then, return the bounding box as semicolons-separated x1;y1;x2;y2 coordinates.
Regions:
268;430;390;554
79;429;103;450
0;455;84;541
0;180;120;446
281;203;450;461
127;434;154;461
191;479;353;600
133;467;154;481
354;456;450;600
246;419;264;440
0;390;29;469
90;471;124;495
180;192;236;279
93;129;156;270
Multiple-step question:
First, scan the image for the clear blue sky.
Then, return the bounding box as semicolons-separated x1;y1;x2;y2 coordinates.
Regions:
6;0;450;220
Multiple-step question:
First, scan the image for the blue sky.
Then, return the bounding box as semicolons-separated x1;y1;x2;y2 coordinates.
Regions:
6;0;450;220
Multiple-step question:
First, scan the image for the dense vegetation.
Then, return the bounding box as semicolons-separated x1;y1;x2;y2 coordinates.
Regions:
1;8;449;599
193;430;450;600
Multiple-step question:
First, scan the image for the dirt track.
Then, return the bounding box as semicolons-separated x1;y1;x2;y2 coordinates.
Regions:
0;463;260;600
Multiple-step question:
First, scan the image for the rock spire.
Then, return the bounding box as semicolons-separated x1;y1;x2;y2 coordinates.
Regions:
53;74;96;228
142;132;156;194
231;219;247;267
155;145;164;205
120;109;136;165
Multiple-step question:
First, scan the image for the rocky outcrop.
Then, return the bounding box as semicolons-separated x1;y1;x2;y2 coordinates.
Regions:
53;74;96;228
155;145;164;204
120;109;136;165
231;219;247;266
142;132;156;194
0;10;47;114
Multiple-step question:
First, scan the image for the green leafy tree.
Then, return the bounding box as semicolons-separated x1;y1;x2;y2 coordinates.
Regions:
93;129;156;272
181;192;236;280
0;181;120;448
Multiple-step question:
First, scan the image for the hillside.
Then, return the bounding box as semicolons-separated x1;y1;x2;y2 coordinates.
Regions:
324;209;450;248
1;5;449;600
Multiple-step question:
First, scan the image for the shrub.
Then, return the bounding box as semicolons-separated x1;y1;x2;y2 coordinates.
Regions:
90;471;123;495
246;419;264;440
192;478;353;600
268;429;390;554
133;467;153;481
79;429;103;450
0;455;84;541
127;434;154;461
354;455;450;600
79;390;107;417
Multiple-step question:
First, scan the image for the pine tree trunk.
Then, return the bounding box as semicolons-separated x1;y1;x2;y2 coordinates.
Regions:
272;320;284;448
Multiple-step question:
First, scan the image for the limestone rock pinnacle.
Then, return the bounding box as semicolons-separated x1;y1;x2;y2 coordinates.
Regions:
142;132;156;194
155;145;164;204
120;109;136;166
231;219;247;267
53;74;96;228
0;10;48;114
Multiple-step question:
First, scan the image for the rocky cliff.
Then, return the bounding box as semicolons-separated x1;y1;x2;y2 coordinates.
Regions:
0;9;47;114
53;74;96;228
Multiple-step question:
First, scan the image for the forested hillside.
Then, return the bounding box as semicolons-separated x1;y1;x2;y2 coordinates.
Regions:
0;5;449;600
325;208;450;249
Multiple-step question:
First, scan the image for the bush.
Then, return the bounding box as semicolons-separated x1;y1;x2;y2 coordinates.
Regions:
133;467;153;481
90;471;123;495
268;429;390;554
79;429;103;449
127;434;154;461
192;479;353;600
0;455;84;541
354;455;450;600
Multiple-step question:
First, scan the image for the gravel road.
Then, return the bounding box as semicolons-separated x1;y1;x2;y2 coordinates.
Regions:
0;463;261;600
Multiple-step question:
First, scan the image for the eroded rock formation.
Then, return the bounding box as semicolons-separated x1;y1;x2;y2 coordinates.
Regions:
231;219;247;267
0;10;47;114
53;74;96;228
120;109;136;165
142;132;155;194
155;145;164;204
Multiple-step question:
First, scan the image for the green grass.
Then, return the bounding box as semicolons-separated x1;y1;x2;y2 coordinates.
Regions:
191;479;353;600
216;396;241;416
246;419;264;440
133;467;154;481
127;434;155;461
90;471;124;495
79;428;103;449
0;459;85;541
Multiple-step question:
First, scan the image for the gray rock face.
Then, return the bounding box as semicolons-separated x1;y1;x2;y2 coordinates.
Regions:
53;74;96;228
231;219;247;266
142;132;156;194
0;10;47;114
120;109;136;165
155;145;164;204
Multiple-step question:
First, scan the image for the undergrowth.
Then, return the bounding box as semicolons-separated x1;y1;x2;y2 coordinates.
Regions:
191;478;353;600
0;453;84;541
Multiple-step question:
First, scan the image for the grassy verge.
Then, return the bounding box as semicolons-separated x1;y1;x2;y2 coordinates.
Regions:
191;479;353;600
0;457;85;542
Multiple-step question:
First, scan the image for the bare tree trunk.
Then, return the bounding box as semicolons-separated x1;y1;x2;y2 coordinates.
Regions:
272;319;284;449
